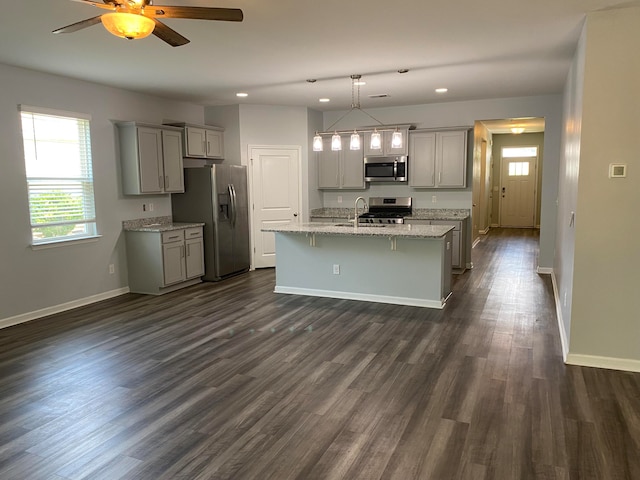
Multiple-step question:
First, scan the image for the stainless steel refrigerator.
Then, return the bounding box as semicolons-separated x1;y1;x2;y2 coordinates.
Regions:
171;165;250;281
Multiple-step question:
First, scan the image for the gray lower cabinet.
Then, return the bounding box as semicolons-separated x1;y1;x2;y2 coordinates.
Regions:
126;227;204;295
405;219;464;270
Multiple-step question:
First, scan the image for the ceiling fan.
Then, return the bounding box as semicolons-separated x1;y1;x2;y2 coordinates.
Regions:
52;0;243;47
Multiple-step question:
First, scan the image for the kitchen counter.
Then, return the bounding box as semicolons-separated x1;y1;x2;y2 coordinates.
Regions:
263;222;453;239
263;222;454;309
122;216;204;232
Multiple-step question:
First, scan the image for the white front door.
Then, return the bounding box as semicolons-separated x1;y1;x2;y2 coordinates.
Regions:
249;146;301;268
500;155;537;227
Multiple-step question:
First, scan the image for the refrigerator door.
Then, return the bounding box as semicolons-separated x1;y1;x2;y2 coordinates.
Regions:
229;165;251;272
212;165;236;278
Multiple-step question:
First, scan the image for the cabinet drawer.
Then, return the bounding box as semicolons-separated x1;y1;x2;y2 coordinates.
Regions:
161;230;184;243
184;227;203;239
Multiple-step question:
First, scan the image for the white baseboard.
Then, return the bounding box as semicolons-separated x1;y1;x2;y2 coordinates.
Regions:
550;271;569;362
537;266;553;274
566;354;640;373
479;227;490;235
0;287;130;330
491;223;500;228
472;238;481;248
274;286;446;309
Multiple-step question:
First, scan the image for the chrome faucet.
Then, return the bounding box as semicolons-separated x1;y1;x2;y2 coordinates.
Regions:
354;196;368;229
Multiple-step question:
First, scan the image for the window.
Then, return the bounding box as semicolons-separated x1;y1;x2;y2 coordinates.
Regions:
502;146;538;158
508;162;530;176
19;106;97;244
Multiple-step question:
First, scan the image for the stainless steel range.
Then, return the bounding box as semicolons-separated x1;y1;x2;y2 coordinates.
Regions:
359;197;412;224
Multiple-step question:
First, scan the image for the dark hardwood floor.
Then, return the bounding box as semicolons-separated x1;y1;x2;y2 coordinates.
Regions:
1;228;639;479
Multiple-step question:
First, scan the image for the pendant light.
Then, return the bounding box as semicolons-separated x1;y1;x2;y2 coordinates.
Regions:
350;130;361;150
391;127;403;148
370;129;382;150
331;132;342;151
313;132;323;152
312;74;404;152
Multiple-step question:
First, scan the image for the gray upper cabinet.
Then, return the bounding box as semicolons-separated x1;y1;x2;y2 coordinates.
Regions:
184;125;224;159
317;135;365;190
363;127;410;156
409;129;468;188
117;122;184;195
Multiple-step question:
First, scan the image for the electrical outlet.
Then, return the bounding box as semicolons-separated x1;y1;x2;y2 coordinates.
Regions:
149;203;154;212
333;264;340;275
109;264;115;274
337;196;342;203
432;195;437;203
563;291;567;307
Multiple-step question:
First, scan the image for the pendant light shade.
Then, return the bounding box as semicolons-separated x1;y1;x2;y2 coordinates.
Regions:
350;131;361;150
313;132;323;151
391;128;403;148
101;13;156;40
331;132;342;151
370;130;382;150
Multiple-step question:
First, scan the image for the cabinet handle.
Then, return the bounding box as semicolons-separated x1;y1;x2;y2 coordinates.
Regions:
181;245;185;258
165;175;169;188
207;141;211;155
159;175;163;189
438;172;442;184
203;140;206;154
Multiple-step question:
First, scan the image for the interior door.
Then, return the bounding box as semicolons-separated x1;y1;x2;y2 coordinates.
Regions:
249;146;301;268
500;156;537;227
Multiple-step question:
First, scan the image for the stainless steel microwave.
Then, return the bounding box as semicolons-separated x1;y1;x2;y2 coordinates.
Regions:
364;156;408;182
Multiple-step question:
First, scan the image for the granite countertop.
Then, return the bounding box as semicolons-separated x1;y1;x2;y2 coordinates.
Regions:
262;222;454;239
310;207;470;221
122;216;205;232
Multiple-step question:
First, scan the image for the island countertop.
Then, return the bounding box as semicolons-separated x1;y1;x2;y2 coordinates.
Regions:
262;222;454;239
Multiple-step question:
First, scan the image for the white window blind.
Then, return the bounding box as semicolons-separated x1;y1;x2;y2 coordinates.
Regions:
19;106;97;244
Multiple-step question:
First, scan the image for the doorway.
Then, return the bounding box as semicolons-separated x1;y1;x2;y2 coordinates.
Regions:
248;146;301;268
499;148;538;227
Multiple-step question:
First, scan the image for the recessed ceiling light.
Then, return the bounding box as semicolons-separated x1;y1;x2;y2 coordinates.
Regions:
319;98;330;103
306;79;317;83
236;92;248;97
398;69;409;74
435;88;448;93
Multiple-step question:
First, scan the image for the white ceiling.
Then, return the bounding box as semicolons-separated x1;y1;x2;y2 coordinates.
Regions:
0;0;637;124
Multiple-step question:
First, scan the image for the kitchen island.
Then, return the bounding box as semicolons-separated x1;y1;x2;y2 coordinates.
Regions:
262;223;454;308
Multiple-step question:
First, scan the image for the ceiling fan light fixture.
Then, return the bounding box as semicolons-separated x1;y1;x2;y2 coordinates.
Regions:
101;12;155;40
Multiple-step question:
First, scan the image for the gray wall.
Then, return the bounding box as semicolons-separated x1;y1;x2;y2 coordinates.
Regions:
0;63;204;322
560;7;640;367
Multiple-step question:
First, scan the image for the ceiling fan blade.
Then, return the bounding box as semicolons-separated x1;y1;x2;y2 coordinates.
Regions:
146;6;243;22
52;16;103;34
152;19;190;47
70;0;116;10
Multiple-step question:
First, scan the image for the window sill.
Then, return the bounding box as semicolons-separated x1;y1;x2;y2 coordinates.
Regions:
31;235;103;250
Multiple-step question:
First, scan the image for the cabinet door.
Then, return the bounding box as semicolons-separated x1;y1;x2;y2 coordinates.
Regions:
205;130;224;158
317;138;340;189
340;135;365;189
162;241;186;285
185;127;207;157
161;130;184;193
185;238;205;279
409;131;436;187
436;131;467;188
137;127;164;193
431;220;462;268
